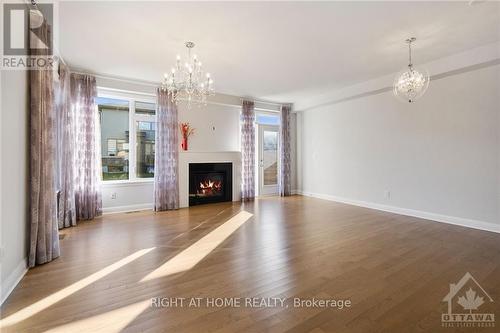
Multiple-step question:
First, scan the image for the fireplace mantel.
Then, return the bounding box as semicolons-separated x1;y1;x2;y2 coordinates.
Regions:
179;151;241;208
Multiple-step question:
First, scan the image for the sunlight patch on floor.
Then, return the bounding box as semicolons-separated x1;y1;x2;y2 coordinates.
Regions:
0;248;155;328
42;300;150;333
141;210;253;281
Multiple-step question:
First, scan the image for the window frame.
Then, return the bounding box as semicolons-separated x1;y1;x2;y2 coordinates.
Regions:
255;110;280;126
97;88;156;184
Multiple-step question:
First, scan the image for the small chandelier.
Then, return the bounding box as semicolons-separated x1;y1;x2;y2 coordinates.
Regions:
393;37;429;103
161;41;215;106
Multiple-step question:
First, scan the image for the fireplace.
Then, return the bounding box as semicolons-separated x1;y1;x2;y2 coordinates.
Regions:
189;163;232;206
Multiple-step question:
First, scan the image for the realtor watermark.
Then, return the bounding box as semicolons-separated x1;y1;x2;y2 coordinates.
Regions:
151;297;352;310
2;2;56;70
441;272;495;328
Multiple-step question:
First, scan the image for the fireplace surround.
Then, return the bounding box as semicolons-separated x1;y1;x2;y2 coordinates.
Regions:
189;162;233;206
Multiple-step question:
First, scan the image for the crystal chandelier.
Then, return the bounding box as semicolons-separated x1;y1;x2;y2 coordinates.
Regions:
393;37;429;103
161;42;215;106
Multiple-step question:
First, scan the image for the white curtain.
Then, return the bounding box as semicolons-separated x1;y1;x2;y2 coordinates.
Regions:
154;88;179;211
71;74;102;220
279;104;292;196
241;100;255;201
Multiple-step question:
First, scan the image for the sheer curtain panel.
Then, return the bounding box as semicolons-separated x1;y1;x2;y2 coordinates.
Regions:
154;88;179;211
279;104;292;196
241;100;256;201
71;74;102;220
56;62;76;228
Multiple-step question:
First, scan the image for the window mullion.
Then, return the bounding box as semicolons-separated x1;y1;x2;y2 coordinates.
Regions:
129;99;136;181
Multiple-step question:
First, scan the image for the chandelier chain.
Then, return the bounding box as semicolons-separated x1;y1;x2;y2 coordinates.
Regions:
408;41;412;67
406;37;416;67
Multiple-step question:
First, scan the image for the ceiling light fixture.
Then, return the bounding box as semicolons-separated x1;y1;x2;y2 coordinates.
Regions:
393;37;429;103
161;42;215;106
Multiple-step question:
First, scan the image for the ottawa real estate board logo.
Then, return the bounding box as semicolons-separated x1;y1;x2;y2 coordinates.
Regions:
442;272;495;328
2;2;55;69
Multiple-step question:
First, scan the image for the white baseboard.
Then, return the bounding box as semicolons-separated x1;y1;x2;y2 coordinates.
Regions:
102;203;153;215
297;190;500;234
1;258;28;305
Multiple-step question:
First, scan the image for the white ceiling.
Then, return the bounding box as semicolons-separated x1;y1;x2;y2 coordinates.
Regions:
59;1;500;104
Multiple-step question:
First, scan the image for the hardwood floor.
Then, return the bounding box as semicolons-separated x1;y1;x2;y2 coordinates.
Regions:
1;195;500;332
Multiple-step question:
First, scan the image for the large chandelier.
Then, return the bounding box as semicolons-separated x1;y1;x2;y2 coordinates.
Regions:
393;37;429;103
161;41;215;106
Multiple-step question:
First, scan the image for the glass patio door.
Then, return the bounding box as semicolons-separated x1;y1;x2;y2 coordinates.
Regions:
258;125;279;195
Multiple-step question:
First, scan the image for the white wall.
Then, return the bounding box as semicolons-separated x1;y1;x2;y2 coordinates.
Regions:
298;64;500;229
102;181;154;213
1;70;29;303
179;103;240;152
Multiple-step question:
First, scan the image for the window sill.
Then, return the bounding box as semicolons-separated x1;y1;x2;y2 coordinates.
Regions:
101;179;154;187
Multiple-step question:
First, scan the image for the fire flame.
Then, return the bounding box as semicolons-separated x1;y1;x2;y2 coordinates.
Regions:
198;179;222;196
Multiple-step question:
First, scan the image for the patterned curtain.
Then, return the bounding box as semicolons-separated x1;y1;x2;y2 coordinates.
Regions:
71;74;102;220
154;88;179;211
241;100;255;201
55;62;76;228
29;18;60;267
279;104;292;196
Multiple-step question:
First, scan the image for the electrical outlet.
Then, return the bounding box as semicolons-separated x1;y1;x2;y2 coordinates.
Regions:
111;192;117;199
384;190;391;200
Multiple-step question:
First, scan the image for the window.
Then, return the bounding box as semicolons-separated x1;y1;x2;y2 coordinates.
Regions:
263;130;278;185
135;101;156;178
136;121;155;178
97;97;130;181
97;94;156;182
134;101;156;179
256;113;280;125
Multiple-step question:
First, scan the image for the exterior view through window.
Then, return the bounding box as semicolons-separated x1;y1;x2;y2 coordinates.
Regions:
135;102;156;178
97;96;156;181
97;97;130;181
